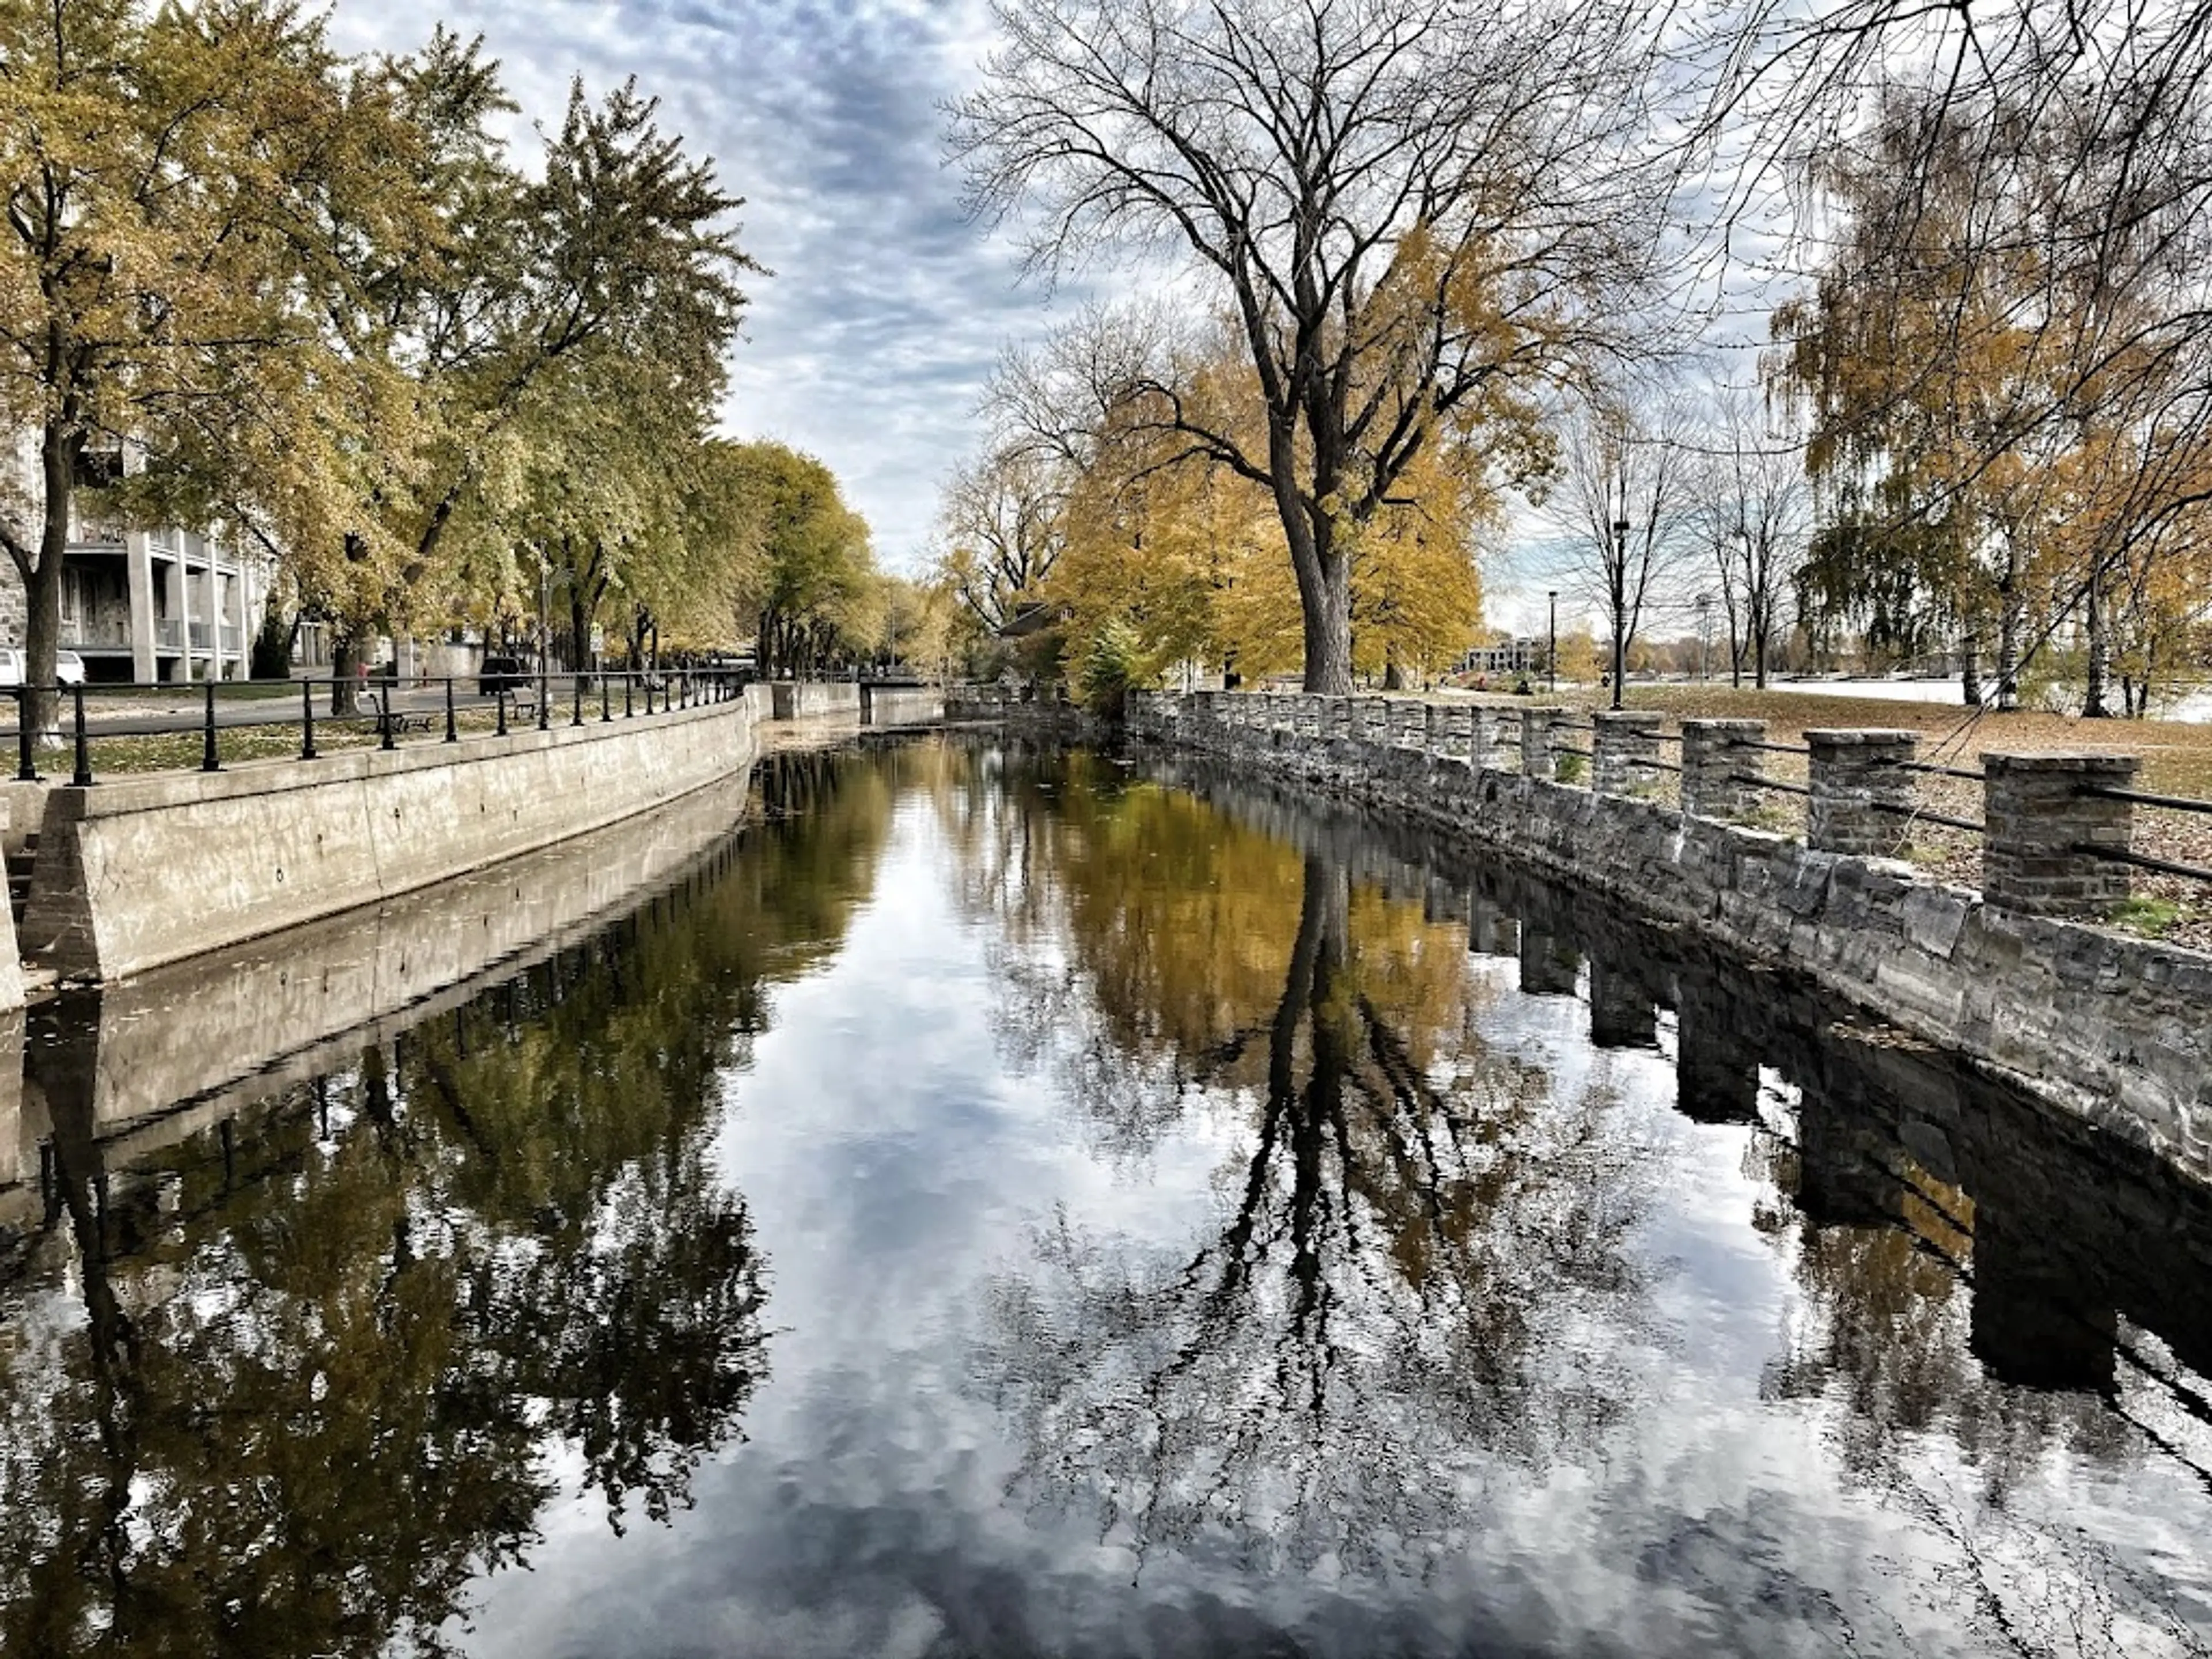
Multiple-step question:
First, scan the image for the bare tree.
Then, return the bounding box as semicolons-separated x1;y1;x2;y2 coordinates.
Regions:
1695;385;1809;690
950;0;1683;693
1546;393;1699;707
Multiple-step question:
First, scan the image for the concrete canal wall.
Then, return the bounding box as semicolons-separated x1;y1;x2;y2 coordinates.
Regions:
10;772;763;1187
1129;691;2212;1187
20;691;765;985
771;680;862;721
861;684;945;726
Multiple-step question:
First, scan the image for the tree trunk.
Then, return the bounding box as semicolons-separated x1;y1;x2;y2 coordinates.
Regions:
1961;638;1983;707
1281;474;1351;692
1608;603;1628;710
1994;565;2022;711
1293;553;1352;694
26;416;77;739
2082;564;2111;718
331;632;363;716
569;589;591;684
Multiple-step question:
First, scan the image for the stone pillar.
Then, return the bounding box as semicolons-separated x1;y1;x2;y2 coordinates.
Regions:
126;531;157;683
1981;752;2141;918
1423;874;1468;925
1969;1204;2118;1392
1794;1082;1895;1227
1675;983;1759;1124
1325;697;1352;740
1592;711;1664;797
1520;706;1560;779
1680;719;1767;821
1357;696;1390;744
1806;729;1919;857
1298;695;1323;739
1466;706;1493;771
1425;702;1452;757
1392;701;1427;747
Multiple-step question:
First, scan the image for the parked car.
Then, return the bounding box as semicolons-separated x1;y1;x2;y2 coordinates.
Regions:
478;654;529;695
0;647;85;686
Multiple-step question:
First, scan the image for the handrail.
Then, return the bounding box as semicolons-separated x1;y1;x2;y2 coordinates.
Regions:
1869;798;1984;834
6;667;747;785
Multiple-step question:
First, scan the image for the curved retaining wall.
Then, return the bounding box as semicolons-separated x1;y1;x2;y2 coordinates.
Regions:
10;770;761;1195
20;695;759;984
1131;693;2212;1187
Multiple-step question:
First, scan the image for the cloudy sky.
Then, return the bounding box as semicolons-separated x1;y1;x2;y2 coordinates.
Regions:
331;0;1063;574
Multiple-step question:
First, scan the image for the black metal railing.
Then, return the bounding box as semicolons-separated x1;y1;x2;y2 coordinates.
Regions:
5;667;747;785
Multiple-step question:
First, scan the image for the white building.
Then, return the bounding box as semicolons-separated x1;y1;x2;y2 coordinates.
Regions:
1;437;270;682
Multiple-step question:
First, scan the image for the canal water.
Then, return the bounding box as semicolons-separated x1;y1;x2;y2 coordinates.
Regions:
2;736;2209;1658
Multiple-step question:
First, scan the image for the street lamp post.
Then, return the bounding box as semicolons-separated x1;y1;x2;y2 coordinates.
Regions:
1547;590;1558;694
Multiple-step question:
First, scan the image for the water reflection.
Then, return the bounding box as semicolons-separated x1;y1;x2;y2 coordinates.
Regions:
0;748;908;1656
950;758;1654;1570
0;738;2205;1657
959;749;2212;1654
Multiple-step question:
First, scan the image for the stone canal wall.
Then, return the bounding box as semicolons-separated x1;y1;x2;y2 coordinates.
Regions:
21;691;764;984
1128;691;2212;1185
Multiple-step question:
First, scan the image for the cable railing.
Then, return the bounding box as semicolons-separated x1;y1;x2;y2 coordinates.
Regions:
6;668;746;787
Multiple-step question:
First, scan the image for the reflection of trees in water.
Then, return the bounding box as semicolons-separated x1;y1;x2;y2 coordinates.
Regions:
0;758;906;1657
1740;1112;2211;1658
953;751;1657;1571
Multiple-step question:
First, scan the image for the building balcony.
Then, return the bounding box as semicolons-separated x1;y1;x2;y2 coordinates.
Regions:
62;620;134;650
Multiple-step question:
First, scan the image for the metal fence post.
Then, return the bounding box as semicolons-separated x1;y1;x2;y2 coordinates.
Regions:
444;677;458;743
378;683;396;751
73;684;93;786
301;680;319;760
202;679;221;771
16;687;35;782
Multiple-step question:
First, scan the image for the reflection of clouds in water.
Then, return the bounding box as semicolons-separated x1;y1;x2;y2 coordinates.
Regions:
453;744;2212;1659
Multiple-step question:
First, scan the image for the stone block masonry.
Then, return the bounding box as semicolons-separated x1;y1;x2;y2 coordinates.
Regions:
1982;752;2141;918
1126;690;2212;1188
1806;729;1919;856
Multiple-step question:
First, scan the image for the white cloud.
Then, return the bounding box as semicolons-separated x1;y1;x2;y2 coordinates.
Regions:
329;0;1069;572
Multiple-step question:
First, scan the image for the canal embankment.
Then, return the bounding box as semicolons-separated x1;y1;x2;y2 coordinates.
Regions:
1128;690;2212;1187
0;676;950;997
